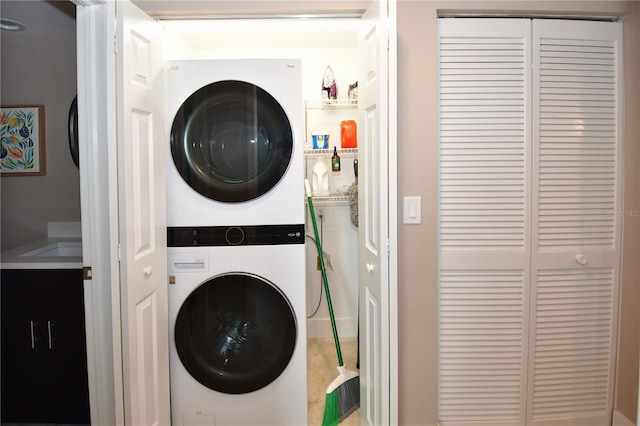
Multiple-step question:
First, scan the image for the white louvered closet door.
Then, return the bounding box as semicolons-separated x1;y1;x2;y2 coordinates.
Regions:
438;18;623;426
528;20;623;426
438;19;532;426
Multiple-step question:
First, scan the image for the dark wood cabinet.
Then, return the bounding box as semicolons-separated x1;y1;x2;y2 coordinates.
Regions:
1;268;90;424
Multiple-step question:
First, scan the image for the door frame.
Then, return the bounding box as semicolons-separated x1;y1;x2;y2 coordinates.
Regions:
74;1;398;424
388;1;399;421
74;1;124;424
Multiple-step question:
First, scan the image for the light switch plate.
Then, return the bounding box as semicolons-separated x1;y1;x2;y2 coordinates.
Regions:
403;196;421;224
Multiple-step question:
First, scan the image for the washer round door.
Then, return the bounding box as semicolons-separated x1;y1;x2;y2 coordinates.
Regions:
170;80;294;203
174;273;297;394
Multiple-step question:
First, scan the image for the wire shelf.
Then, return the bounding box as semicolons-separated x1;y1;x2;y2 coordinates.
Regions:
304;148;358;157
304;99;358;110
304;194;350;207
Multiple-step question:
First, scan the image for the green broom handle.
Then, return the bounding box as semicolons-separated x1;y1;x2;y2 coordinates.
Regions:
305;180;344;367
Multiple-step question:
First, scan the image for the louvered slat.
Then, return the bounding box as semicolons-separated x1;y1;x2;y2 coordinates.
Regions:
529;20;622;426
439;18;622;426
531;269;613;420
439;270;526;423
438;19;530;426
535;37;617;249
439;30;528;252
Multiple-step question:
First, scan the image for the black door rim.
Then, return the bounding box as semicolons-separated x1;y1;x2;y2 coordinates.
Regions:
174;272;298;394
170;80;294;203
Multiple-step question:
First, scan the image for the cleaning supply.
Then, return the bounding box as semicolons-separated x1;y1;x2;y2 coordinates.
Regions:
348;81;358;100
340;120;357;148
311;158;330;197
331;146;341;172
305;179;360;426
313;131;330;149
348;159;358;227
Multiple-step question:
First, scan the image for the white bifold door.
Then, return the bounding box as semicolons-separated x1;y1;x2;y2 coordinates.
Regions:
437;18;624;426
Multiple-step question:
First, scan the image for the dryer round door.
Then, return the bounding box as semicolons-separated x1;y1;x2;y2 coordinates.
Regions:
174;273;297;394
170;80;294;203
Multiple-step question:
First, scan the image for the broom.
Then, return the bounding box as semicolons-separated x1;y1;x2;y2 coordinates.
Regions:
305;179;360;426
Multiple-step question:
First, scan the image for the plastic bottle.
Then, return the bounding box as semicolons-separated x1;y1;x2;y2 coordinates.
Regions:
331;146;341;172
340;120;357;148
311;158;330;196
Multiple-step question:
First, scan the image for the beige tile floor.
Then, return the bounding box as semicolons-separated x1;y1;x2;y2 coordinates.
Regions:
307;337;360;426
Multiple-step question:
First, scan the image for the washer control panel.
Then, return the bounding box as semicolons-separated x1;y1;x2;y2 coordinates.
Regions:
167;224;305;247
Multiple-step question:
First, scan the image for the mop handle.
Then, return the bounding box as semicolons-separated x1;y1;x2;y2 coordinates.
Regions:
305;179;344;367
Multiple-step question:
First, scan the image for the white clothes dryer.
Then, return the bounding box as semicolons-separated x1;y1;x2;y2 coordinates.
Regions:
166;59;304;227
167;224;307;426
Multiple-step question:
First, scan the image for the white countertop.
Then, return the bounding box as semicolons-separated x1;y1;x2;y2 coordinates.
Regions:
1;238;83;269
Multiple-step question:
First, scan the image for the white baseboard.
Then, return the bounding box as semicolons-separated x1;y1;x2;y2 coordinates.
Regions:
613;410;635;426
307;317;357;339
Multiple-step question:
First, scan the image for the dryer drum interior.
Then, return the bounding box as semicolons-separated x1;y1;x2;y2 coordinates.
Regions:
170;80;294;203
174;273;297;394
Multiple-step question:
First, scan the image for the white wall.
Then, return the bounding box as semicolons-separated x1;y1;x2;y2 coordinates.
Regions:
163;19;361;337
0;33;80;250
396;2;640;424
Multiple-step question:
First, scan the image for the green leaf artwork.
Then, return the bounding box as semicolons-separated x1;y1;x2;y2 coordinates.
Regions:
0;105;45;175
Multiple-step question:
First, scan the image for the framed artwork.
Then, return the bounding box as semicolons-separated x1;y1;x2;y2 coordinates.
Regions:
1;105;46;176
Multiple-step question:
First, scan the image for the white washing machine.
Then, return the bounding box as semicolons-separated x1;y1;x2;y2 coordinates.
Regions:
165;59;304;227
167;225;307;426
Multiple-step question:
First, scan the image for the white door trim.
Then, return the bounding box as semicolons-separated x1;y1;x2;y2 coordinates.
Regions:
388;0;399;422
74;2;398;424
73;0;124;425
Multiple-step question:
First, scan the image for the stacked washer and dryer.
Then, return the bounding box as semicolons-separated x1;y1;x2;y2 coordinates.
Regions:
165;59;307;425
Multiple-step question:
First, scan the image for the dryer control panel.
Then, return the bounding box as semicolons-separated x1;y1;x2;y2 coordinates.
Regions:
167;224;304;247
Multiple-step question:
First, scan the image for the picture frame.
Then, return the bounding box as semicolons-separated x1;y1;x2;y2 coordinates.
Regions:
1;105;46;176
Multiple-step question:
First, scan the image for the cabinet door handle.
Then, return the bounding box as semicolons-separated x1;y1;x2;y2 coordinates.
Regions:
47;321;56;349
30;320;37;349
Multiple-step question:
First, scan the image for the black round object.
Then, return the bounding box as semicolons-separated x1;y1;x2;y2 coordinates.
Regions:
170;80;293;203
174;273;297;394
68;95;79;169
224;227;245;245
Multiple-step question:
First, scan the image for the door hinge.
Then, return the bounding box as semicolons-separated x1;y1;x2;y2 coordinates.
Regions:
114;35;117;54
83;266;93;280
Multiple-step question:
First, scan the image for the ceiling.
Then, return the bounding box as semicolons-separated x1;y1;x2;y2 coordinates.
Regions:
131;1;370;18
0;0;369;37
0;1;75;35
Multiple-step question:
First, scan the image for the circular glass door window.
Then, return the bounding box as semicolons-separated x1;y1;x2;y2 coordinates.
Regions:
170;80;294;203
174;273;297;394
